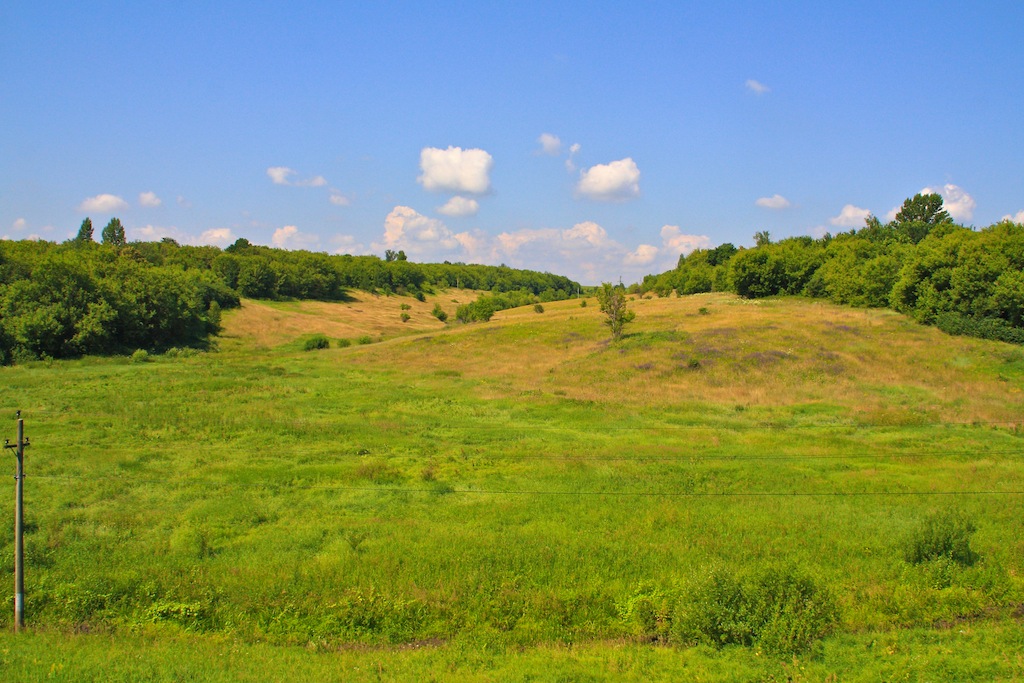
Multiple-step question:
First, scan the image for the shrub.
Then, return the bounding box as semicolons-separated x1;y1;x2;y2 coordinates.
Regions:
129;349;150;363
336;338;352;348
400;303;412;311
431;303;448;322
400;313;411;322
357;335;373;345
534;303;545;313
580;299;587;308
303;334;330;351
902;508;978;566
671;564;838;655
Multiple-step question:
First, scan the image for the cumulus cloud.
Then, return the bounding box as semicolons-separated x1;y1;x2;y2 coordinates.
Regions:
746;79;770;95
329;191;351;206
267;166;327;187
537;133;562;155
376;206;465;259
625;244;659;266
12;218;26;231
660;225;712;255
139;191;162;207
922;184;975;222
331;234;365;255
576;158;641;201
1003;210;1024;224
418;146;493;194
78;193;128;213
198;228;236;247
830;204;872;228
437;196;480;217
755;194;791;210
272;225;320;250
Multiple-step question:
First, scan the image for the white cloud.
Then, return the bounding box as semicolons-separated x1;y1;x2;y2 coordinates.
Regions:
565;143;581;172
746;79;770;95
266;166;327;187
755;194;791;210
417;146;494;194
538;133;562;155
1002;210;1024;224
198;228;236;247
329;191;350;206
376;206;464;258
12;218;26;231
830;204;872;227
660;225;712;256
437;196;480;217
625;244;659;266
331;234;365;255
576;158;640;201
78;193;128;213
139;191;162;208
922;184;975;222
272;225;320;250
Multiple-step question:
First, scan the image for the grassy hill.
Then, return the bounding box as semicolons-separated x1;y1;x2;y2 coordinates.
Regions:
1;292;1023;681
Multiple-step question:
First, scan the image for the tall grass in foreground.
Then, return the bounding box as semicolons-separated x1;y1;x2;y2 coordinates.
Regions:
0;293;1022;677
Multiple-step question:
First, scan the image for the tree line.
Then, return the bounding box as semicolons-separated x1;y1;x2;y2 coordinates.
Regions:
640;194;1024;344
0;224;581;363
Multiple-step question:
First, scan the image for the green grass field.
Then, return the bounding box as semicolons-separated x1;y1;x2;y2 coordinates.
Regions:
0;292;1022;680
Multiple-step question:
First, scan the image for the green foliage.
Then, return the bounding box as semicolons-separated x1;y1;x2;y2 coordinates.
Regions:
431;303;448;322
100;217;126;246
902;509;979;567
75;217;94;243
303;334;331;351
129;349;150;363
533;303;544;313
640;196;1024;345
400;312;411;322
672;565;839;655
336;337;352;348
596;282;635;340
357;335;373;344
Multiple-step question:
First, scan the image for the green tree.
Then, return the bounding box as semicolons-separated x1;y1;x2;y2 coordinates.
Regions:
75;217;94;243
596;282;635;340
894;193;951;226
101;217;126;246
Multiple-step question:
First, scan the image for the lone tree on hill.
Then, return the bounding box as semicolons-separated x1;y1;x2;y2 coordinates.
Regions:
597;282;636;341
101;217;126;246
75;217;94;243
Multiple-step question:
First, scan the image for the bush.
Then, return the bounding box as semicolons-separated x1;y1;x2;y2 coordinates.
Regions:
580;299;587;308
400;303;411;311
431;303;448;322
534;304;545;313
336;338;352;348
400;313;410;322
902;508;978;566
303;334;330;351
671;564;838;655
129;349;149;363
357;335;373;345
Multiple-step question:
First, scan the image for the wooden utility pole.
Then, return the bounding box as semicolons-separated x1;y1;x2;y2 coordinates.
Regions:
5;411;28;632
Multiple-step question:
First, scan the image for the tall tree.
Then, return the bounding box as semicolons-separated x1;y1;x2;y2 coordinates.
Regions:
101;217;126;246
894;193;951;226
75;217;94;243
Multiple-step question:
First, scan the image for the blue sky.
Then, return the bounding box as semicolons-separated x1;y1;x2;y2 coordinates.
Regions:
2;2;1023;284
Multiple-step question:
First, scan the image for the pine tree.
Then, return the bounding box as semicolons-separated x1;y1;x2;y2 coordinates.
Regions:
75;217;94;243
101;217;126;246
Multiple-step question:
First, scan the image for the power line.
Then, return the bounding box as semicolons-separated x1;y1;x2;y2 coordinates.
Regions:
25;475;1024;498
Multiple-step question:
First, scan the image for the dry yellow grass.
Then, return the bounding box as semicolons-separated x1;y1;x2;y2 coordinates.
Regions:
219;289;482;349
222;291;1024;425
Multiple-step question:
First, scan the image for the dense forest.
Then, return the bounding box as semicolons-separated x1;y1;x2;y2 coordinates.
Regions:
0;220;580;364
640;193;1024;344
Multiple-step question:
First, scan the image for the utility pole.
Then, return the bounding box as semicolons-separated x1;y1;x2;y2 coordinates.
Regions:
4;411;28;632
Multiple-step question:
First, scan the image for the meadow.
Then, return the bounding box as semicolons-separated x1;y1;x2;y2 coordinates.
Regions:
0;291;1022;681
